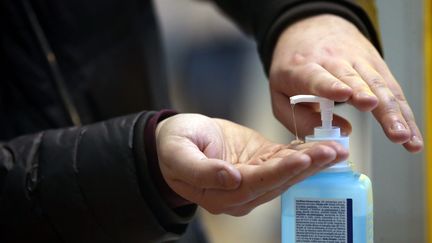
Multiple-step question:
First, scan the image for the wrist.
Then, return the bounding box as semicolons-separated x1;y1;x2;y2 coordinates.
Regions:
284;14;359;33
260;1;382;75
144;110;193;208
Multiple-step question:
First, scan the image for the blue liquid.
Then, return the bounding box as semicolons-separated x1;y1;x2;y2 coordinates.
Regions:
281;170;373;243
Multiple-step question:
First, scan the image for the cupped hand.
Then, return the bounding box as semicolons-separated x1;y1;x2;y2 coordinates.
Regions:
269;14;423;153
156;113;348;216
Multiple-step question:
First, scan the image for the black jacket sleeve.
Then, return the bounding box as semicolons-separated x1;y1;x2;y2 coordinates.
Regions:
211;0;382;74
0;111;196;243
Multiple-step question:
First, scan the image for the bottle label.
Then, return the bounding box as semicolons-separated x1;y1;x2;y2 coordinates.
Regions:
295;198;353;243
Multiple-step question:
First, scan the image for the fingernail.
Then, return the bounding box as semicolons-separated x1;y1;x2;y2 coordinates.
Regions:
410;135;423;146
334;82;350;90
391;122;407;132
218;170;239;188
217;170;228;187
357;91;375;99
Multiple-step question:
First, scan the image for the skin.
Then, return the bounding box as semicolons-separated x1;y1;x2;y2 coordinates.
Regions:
269;14;423;153
155;14;423;217
156;113;348;216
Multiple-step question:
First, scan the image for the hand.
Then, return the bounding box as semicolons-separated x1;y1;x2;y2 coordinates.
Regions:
156;113;348;216
269;14;423;153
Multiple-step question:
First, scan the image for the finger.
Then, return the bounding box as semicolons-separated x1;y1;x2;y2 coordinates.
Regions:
296;142;341;168
271;63;352;101
271;92;352;138
375;63;424;152
224;142;346;206
322;59;378;111
402;121;424;153
178;153;312;214
223;142;349;215
288;141;349;162
284;142;349;186
159;138;241;190
200;152;313;210
250;142;347;196
353;62;411;144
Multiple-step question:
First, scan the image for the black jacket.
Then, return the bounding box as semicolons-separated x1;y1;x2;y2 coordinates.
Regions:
0;0;381;242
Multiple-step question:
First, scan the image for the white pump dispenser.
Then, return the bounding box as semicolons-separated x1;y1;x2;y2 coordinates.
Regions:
290;95;334;129
282;95;374;243
290;95;350;171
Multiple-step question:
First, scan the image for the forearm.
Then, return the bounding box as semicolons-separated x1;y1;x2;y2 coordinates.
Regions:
0;111;196;242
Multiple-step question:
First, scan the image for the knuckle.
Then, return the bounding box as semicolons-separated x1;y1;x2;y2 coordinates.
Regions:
400;104;415;121
326;140;339;146
289;53;307;65
313;78;329;92
305;62;321;70
405;113;415;122
381;96;400;115
352;61;360;70
313;144;328;152
303;63;322;77
337;69;358;81
316;144;334;157
368;77;386;90
394;93;407;103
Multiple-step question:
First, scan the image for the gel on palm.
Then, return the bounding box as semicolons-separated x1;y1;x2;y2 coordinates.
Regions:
281;95;373;243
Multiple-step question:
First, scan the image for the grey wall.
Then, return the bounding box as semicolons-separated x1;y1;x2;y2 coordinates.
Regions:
372;1;425;242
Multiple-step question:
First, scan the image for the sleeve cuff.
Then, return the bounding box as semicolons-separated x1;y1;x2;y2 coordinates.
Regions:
143;109;194;209
133;110;197;236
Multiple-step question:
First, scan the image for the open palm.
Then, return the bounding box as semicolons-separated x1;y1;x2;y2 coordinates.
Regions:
156;114;348;216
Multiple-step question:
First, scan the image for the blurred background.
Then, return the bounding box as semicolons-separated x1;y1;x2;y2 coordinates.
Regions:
155;0;428;242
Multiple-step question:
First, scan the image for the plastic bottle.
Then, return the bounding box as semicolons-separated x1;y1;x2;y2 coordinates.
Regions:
281;95;373;243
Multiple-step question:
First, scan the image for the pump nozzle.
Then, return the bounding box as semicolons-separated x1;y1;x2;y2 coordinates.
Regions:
290;95;334;129
290;95;350;171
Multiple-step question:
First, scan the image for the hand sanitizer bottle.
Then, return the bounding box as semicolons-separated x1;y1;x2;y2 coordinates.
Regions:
281;95;373;243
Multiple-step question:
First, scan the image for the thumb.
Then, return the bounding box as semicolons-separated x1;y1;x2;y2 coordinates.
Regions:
159;138;241;190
